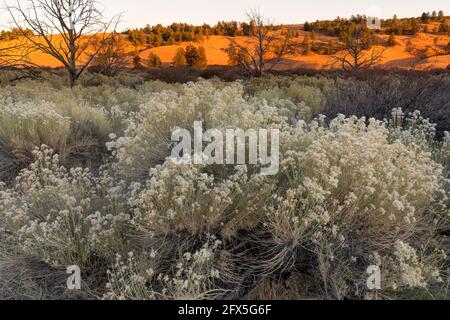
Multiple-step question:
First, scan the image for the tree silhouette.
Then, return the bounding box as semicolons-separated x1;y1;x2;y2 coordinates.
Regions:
185;45;207;68
147;53;162;68
226;9;290;76
5;0;121;87
334;27;385;73
172;47;186;66
91;34;127;76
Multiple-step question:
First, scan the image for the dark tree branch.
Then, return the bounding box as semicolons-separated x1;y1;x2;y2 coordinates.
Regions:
333;28;385;74
226;9;291;76
4;0;121;87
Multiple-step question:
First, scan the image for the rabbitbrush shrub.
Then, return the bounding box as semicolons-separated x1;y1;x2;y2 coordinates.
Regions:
0;76;448;300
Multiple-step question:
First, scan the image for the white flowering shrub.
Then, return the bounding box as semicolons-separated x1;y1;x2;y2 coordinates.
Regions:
264;115;448;298
0;76;448;300
108;80;272;180
388;108;450;178
253;82;325;121
437;132;450;173
104;236;222;300
0;146;131;268
131;162;270;235
387;108;437;151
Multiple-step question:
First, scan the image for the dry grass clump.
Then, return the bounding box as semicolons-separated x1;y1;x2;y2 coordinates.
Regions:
323;73;450;137
0;76;448;300
0;102;71;181
0;79;136;181
247;76;328;116
0;100;111;181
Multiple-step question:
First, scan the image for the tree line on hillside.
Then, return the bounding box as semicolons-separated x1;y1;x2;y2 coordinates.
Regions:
385;11;447;35
0;28;34;41
304;11;448;36
88;9;289;78
420;10;446;23
125;21;279;47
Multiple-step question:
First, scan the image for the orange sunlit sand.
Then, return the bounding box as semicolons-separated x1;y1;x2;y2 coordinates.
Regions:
1;22;449;71
138;27;450;70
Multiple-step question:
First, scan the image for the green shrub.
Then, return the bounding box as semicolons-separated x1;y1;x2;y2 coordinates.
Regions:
147;53;162;68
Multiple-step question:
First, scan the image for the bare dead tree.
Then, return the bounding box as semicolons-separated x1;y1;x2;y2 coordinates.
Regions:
333;28;385;74
4;0;121;87
0;41;29;68
226;9;290;76
90;33;127;76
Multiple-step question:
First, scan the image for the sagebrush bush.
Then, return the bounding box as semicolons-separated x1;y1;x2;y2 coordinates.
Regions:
268;114;448;298
0;75;448;300
0;146;131;267
132;163;271;236
102;111;449;300
108;80;284;181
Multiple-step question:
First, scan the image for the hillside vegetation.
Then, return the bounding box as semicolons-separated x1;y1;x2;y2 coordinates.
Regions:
1;17;449;71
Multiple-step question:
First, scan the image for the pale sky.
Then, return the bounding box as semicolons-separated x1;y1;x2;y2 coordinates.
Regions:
1;0;449;30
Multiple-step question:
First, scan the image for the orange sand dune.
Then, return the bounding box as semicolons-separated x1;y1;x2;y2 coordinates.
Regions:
1;31;449;71
140;36;253;66
140;32;450;71
415;54;450;70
